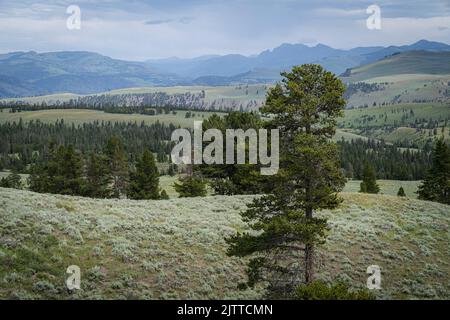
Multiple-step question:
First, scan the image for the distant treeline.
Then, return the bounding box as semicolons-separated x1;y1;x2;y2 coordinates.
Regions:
0;117;433;181
338;139;431;180
0;91;261;112
0;119;176;172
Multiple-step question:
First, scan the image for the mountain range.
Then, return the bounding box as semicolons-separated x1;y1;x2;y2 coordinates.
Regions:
1;40;450;98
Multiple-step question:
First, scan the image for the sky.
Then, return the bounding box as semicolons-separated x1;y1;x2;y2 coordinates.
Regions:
0;0;449;61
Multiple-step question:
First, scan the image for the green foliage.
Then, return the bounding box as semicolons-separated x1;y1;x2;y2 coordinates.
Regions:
199;111;270;195
105;137;129;198
174;176;207;197
128;149;160;200
167;164;177;176
0;172;23;189
417;139;450;204
397;186;406;197
294;281;375;300
227;64;346;296
84;153;111;198
0;119;175;173
359;163;380;194
160;189;169;199
339;138;431;180
28;145;84;196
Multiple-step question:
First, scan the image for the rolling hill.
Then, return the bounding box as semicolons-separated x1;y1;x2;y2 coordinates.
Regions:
0;51;183;98
2;40;450;98
0;187;448;299
341;51;450;83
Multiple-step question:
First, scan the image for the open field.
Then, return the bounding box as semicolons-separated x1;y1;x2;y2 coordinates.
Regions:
0;85;269;110
0;109;225;128
343;180;421;198
0;171;421;199
0;108;393;144
0;187;448;299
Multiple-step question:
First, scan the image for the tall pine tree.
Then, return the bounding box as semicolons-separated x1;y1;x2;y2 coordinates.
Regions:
128;149;161;200
105;136;129;198
227;64;346;297
359;162;380;194
417;139;450;204
84;152;111;198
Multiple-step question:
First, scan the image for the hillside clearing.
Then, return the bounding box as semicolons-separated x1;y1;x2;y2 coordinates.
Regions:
0;188;448;299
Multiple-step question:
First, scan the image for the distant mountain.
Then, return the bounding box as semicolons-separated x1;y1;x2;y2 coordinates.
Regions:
147;39;450;84
341;51;450;82
1;40;450;98
0;51;183;98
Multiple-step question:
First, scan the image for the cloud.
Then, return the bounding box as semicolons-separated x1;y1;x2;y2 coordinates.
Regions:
145;16;195;25
0;0;449;60
145;19;173;25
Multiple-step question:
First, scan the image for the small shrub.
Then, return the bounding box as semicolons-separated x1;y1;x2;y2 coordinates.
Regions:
294;281;375;300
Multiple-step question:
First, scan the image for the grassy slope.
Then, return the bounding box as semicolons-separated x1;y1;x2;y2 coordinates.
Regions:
343;51;450;83
0;187;448;300
340;103;450;145
345;75;450;108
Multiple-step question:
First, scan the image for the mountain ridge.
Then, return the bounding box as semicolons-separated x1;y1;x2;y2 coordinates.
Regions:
1;40;450;98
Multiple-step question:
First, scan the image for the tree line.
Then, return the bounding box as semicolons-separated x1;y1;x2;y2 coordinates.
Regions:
0;119;175;172
27;137;166;200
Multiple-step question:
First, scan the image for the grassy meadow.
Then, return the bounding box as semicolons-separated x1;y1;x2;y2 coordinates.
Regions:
0;109;225;128
0;187;448;299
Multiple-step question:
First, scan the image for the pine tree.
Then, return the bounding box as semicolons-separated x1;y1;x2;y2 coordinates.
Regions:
359;163;379;194
160;189;169;199
105;137;129;198
128;149;160;200
226;64;346;296
0;171;23;189
397;186;406;197
59;145;84;195
417;139;450;204
174;176;207;197
84;153;111;198
167;164;177;176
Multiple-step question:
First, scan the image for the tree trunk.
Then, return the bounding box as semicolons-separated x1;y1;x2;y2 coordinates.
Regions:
305;204;314;284
304;243;314;284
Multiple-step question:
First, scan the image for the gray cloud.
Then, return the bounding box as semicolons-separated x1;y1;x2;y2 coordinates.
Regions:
145;16;195;25
0;0;449;60
145;19;173;25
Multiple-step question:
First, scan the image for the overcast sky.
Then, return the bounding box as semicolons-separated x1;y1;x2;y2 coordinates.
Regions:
0;0;449;60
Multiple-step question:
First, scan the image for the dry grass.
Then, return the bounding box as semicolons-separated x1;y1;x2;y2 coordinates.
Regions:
0;188;448;299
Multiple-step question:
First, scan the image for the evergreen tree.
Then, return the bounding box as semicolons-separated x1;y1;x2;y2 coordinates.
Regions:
0;172;23;189
128;149;160;200
167;164;177;176
28;145;84;195
105;136;129;198
359;163;380;194
397;186;406;197
227;64;346;296
59;145;84;195
160;189;169;199
174;176;207;197
84;153;111;198
417;139;450;204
